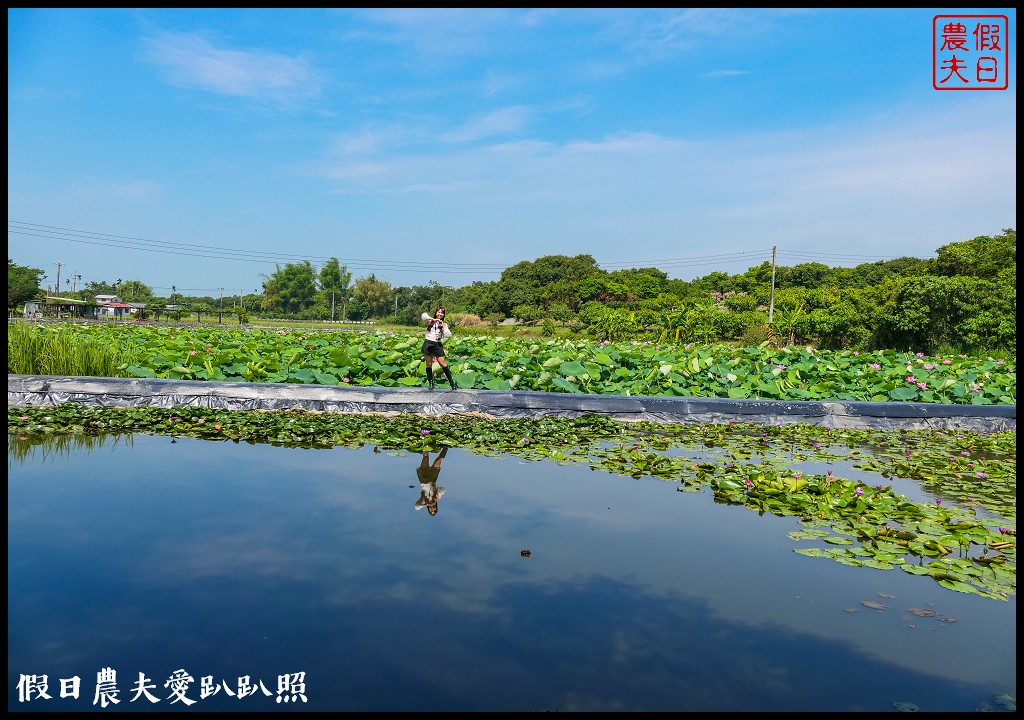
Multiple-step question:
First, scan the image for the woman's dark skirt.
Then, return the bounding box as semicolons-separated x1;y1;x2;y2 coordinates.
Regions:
421;339;445;357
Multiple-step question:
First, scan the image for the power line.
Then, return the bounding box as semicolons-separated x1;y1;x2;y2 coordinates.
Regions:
7;221;507;273
8;220;781;276
10;220;918;292
778;249;925;263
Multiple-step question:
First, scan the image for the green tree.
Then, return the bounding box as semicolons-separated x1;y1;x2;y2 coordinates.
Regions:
497;254;602;314
927;228;1016;279
683;293;725;344
773;305;805;346
352;274;393;317
118;279;152;302
318;258;353;319
82;280;123;300
606;267;667;300
261;261;318;314
780;262;832;289
578;275;628;304
8;259;44;308
873;274;1015;354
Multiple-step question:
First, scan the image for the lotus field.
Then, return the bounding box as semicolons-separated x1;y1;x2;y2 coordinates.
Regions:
7;323;1016;405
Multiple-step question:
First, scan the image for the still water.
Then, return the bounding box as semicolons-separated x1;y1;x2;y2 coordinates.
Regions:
8;433;1016;712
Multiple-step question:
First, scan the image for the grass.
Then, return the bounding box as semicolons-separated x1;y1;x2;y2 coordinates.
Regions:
7;321;141;377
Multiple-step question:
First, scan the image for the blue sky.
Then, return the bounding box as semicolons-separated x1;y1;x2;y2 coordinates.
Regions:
8;8;1017;299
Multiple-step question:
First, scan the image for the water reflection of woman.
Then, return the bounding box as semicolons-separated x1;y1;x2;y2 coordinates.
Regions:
415;447;447;516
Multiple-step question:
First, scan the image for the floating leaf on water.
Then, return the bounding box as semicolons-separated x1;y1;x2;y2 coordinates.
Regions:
891;701;920;712
860;600;887;609
993;694;1016;711
879;592;896;598
842;607;859;613
907;607;937;617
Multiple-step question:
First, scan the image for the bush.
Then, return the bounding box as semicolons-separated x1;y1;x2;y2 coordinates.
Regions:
739;323;771;348
450;312;486;329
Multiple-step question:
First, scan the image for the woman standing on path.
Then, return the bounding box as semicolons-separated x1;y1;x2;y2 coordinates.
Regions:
421;306;457;390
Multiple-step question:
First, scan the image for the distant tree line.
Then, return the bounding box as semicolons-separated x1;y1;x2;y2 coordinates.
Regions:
8;228;1015;355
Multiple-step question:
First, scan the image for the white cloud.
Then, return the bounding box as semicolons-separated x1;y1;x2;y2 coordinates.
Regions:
73;179;162;202
142;31;321;106
440;106;533;143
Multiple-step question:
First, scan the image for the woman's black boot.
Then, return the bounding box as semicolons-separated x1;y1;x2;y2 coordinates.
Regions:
442;366;457;389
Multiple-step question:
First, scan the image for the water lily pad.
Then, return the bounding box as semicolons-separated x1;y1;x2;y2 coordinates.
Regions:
891;701;920;712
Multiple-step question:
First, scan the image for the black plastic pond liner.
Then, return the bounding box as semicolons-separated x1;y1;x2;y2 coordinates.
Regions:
7;374;1015;432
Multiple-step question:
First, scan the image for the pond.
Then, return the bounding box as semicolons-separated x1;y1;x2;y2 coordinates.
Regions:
7;432;1016;712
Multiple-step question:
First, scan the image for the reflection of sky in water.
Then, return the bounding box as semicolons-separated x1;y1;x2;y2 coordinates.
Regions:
8;434;1016;712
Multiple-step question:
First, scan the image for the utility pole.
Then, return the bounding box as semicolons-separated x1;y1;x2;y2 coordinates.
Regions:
331;291;336;321
72;273;81;293
218;287;224;324
54;262;63;297
767;246;777;346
